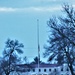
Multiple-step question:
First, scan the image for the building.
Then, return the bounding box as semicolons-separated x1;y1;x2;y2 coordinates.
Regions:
13;63;72;75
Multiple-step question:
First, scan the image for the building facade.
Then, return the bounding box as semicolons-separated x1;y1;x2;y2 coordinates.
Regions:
13;64;72;75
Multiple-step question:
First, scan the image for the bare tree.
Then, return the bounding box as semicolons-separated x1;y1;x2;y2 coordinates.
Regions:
44;4;75;75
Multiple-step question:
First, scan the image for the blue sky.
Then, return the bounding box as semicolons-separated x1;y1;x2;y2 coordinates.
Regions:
0;0;75;62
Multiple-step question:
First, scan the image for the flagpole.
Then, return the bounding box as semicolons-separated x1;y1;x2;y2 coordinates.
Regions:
37;19;40;74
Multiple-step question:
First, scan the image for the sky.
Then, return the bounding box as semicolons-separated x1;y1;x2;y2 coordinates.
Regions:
0;0;75;62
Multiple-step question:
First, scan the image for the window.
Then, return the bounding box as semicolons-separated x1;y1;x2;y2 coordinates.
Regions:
24;69;26;72
44;69;46;72
54;69;56;72
49;69;51;71
61;68;63;71
66;68;69;71
33;69;35;72
28;69;30;72
39;69;41;72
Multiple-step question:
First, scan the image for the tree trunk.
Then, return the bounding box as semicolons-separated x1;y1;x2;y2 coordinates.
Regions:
69;64;75;75
65;47;75;75
6;73;9;75
5;72;10;75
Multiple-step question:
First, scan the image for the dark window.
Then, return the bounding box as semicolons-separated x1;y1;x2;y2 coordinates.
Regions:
33;69;35;72
39;69;41;72
49;69;51;71
28;69;30;72
24;69;26;72
67;68;69;71
44;69;46;72
54;69;56;72
61;68;63;71
25;69;28;72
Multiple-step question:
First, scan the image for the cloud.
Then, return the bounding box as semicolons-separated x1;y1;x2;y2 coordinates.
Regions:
0;7;17;12
34;0;58;2
73;4;75;8
32;6;62;12
44;0;57;2
0;6;62;13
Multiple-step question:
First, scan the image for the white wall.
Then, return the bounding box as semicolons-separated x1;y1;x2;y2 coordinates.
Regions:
12;65;72;75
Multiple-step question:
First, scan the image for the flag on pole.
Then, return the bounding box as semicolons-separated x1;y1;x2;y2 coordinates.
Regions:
38;44;40;62
37;19;40;72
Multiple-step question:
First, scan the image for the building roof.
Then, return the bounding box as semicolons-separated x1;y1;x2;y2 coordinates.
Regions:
17;63;60;68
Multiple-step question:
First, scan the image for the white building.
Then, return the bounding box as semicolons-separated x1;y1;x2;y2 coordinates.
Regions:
14;63;72;75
